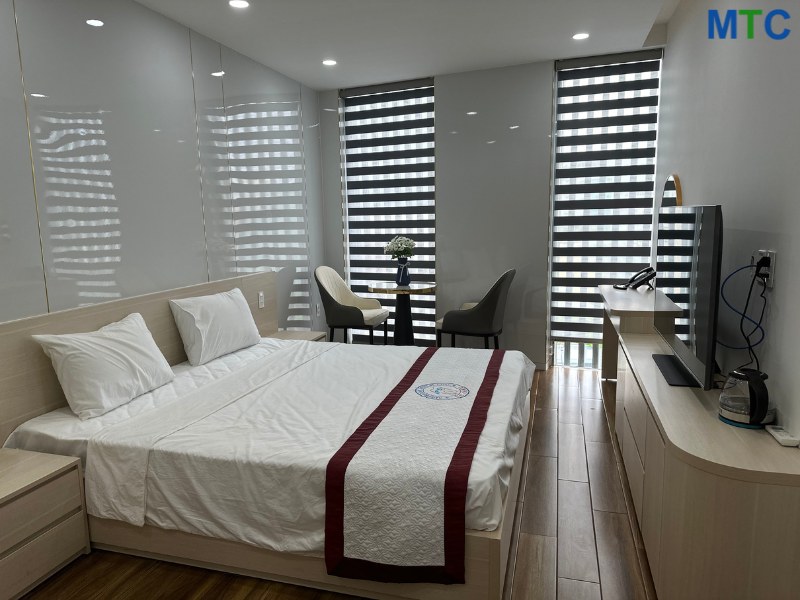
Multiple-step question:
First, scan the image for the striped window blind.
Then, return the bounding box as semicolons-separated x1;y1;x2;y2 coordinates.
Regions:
550;51;662;368
655;206;695;341
340;79;436;344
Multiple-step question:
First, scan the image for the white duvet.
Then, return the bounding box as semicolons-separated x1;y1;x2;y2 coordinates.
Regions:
6;339;533;555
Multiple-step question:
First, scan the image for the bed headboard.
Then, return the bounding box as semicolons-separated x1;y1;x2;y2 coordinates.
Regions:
0;272;277;444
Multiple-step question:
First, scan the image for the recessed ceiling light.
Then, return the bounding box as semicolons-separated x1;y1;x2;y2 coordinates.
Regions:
509;125;520;130
228;0;250;8
572;32;590;40
466;111;477;116
322;59;337;66
30;93;47;98
450;131;458;134
153;129;161;132
211;71;225;77
487;140;496;144
322;108;337;112
86;19;104;27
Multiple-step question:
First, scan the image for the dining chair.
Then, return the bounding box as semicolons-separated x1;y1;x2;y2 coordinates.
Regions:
436;269;516;349
314;266;389;344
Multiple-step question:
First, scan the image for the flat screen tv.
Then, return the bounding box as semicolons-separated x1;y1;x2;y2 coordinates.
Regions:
653;204;723;390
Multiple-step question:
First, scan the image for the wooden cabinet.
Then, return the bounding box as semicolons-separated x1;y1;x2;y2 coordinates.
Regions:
641;409;665;587
612;334;800;600
614;344;628;451
0;449;89;600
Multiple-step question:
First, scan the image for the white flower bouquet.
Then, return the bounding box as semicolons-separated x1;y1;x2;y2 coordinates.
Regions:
383;235;415;260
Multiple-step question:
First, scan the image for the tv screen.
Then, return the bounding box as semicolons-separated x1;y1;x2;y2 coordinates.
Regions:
653;205;723;390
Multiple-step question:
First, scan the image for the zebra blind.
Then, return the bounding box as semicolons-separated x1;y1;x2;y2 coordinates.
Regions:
550;51;662;367
340;80;436;344
655;205;696;341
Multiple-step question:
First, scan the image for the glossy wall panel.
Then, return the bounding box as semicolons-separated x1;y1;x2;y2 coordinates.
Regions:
0;0;48;320
15;0;208;310
190;31;235;282
300;85;324;331
434;63;554;364
220;47;311;329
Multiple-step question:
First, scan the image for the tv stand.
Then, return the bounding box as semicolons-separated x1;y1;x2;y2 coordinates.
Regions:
598;285;682;379
652;354;700;387
613;333;800;599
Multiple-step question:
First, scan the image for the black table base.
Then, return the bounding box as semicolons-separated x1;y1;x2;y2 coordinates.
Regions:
393;294;415;346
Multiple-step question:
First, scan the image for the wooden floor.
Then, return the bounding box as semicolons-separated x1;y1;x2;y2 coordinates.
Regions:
24;368;653;600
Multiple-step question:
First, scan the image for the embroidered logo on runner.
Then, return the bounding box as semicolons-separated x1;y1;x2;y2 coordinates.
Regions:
414;383;470;400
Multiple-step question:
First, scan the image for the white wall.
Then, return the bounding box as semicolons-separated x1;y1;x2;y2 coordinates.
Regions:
0;0;322;328
319;90;347;278
657;0;800;432
0;0;52;320
17;0;208;311
319;64;554;364
301;84;326;331
434;63;554;365
0;0;323;327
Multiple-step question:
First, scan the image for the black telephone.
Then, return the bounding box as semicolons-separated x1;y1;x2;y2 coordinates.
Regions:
614;267;656;291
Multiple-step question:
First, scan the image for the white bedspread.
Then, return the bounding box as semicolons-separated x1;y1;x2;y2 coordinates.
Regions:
6;339;533;554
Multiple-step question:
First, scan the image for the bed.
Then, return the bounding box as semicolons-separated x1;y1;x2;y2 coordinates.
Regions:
0;272;533;600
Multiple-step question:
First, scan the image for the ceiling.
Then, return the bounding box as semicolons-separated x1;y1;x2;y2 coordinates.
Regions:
135;0;676;91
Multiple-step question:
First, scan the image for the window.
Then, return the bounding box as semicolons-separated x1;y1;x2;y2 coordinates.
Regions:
550;51;662;368
340;79;436;344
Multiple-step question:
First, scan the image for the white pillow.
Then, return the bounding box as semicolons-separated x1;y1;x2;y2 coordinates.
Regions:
169;287;261;366
33;313;175;420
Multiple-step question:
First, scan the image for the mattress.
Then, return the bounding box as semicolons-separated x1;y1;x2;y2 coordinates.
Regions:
5;339;533;555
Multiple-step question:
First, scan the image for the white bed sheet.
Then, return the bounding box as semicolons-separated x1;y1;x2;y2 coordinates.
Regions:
5;340;533;555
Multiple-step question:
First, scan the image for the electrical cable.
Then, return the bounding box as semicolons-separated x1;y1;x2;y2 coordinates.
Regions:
735;257;769;371
717;264;766;350
736;266;760;370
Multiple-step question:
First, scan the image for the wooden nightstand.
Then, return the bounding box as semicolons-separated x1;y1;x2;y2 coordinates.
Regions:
267;330;327;342
0;449;89;600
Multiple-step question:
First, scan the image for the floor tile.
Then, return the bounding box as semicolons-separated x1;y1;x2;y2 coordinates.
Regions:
520;455;557;536
558;386;583;424
558;423;588;482
594;510;647;600
557;480;599;583
558;578;602;600
511;534;556;600
530;409;557;458
582;405;611;443
586;441;626;513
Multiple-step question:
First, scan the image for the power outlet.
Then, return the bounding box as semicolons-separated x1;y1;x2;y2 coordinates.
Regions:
756;249;776;288
258;291;265;309
316;303;321;317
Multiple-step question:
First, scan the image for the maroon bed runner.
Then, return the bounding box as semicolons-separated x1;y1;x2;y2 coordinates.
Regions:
325;347;506;584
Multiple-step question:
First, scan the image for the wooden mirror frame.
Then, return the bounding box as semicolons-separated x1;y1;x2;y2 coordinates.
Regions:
662;173;683;207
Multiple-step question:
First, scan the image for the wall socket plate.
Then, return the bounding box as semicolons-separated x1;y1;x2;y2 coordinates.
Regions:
258;291;265;309
756;249;776;288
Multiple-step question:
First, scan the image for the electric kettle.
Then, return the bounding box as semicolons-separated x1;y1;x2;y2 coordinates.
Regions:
718;368;773;428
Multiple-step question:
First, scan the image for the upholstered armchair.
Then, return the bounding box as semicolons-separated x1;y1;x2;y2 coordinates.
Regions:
314;266;389;344
436;269;516;349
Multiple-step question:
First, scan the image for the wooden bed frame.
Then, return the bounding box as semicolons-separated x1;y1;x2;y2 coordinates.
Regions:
0;272;530;600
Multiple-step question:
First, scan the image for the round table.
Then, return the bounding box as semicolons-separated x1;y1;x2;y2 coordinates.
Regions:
367;282;436;346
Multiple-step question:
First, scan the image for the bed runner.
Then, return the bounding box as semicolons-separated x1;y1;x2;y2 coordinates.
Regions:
325;346;505;584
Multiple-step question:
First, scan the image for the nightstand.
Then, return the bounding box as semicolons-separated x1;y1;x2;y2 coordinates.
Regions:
267;330;327;342
0;449;90;600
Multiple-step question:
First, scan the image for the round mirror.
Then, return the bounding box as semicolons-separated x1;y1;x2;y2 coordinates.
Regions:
661;174;683;207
